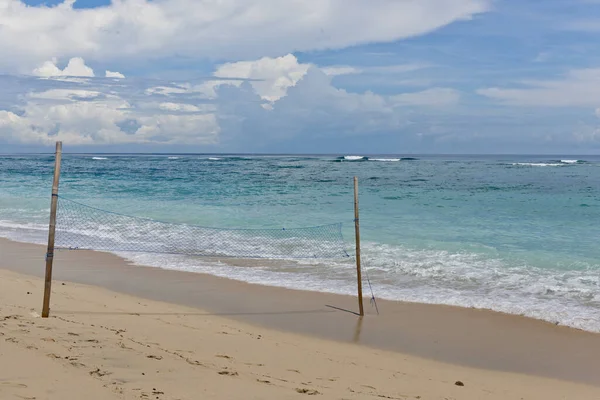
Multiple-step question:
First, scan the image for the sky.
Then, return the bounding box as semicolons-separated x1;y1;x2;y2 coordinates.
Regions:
1;0;600;154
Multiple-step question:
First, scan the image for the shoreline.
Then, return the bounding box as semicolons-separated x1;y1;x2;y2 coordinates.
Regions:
2;237;600;387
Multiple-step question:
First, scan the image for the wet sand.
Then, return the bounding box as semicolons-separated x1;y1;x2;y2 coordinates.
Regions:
2;237;600;391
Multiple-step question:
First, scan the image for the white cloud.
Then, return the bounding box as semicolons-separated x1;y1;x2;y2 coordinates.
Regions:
145;85;190;96
201;55;443;106
0;84;218;145
0;90;129;145
212;54;310;102
0;0;490;73
212;58;462;148
321;66;363;76
33;57;94;77
321;63;426;77
32;59;62;77
29;89;104;101
0;54;461;147
478;68;600;107
106;70;125;79
390;88;461;107
158;102;202;112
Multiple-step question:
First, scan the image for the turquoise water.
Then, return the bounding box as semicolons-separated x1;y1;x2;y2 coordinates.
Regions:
1;154;599;331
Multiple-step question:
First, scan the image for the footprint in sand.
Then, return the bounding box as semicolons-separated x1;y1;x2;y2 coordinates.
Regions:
184;358;205;367
70;361;86;368
244;362;264;367
295;388;320;395
218;370;238;376
0;382;28;388
89;368;111;377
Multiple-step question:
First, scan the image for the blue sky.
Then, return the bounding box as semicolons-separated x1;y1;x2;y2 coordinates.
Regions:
1;0;600;154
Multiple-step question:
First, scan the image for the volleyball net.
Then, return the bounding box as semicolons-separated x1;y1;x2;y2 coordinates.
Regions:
55;196;350;260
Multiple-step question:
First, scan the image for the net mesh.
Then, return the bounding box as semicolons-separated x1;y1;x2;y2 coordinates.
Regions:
55;196;349;259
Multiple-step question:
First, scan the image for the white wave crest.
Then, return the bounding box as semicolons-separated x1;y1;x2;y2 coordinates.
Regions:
513;163;563;167
561;159;579;164
208;157;221;161
92;157;107;160
343;155;365;161
370;158;400;162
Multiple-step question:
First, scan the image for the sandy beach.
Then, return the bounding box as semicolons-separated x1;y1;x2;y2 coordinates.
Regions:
1;238;600;399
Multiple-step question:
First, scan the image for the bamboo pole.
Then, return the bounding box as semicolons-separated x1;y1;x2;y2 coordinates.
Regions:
354;177;364;316
42;141;62;318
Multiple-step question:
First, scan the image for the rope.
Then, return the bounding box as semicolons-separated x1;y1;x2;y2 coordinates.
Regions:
362;258;379;315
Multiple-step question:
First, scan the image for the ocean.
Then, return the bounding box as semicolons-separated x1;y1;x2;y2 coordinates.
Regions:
1;154;599;332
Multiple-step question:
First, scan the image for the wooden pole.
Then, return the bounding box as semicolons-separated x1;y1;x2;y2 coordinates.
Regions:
354;177;364;316
42;141;62;318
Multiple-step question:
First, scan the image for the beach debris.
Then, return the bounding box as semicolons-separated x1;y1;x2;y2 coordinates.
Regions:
454;381;464;387
147;355;163;360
